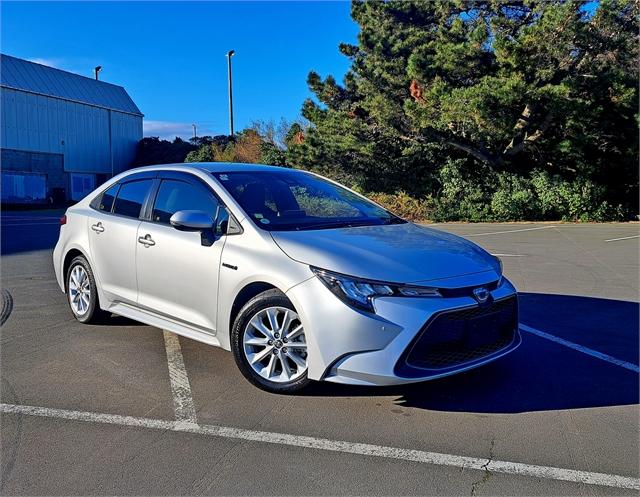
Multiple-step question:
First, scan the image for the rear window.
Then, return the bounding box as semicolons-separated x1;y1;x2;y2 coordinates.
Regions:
112;180;152;219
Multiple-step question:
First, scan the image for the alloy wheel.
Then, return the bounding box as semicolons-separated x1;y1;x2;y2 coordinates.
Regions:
242;306;307;383
68;265;91;315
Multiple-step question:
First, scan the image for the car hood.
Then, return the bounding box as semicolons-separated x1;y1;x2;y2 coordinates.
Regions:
270;223;500;285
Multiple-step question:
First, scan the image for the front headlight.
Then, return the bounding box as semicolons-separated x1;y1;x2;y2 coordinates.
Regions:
494;255;503;284
311;267;441;313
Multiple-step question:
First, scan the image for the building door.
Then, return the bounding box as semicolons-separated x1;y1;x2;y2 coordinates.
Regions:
70;173;96;201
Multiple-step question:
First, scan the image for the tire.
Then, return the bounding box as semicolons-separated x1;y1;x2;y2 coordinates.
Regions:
66;255;107;324
231;289;311;393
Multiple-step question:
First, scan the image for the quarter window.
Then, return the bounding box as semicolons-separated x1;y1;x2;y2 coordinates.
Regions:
112;180;153;218
152;179;219;224
97;184;119;212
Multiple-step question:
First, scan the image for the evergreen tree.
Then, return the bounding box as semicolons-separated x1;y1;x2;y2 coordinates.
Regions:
289;0;638;219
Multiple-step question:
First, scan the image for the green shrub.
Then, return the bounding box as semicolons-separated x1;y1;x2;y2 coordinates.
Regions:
430;161;493;222
392;163;626;222
490;173;539;221
530;170;624;222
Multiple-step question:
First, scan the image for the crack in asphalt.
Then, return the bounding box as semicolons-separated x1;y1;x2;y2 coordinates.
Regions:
470;439;495;497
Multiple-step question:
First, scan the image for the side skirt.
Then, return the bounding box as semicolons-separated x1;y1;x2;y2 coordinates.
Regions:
108;302;222;348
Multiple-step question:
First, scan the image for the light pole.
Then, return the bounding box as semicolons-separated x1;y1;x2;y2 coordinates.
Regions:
192;123;197;139
226;50;235;137
94;66;102;81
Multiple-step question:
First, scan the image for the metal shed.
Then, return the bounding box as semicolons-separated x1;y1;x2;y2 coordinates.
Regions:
1;54;143;203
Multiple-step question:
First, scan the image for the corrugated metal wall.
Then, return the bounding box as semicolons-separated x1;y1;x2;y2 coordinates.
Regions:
1;87;142;174
111;109;143;173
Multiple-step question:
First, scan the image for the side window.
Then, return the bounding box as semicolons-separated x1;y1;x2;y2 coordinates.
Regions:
152;179;219;224
97;184;119;212
112;180;153;219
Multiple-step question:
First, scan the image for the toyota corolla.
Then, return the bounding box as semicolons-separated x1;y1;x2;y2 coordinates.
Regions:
53;163;520;393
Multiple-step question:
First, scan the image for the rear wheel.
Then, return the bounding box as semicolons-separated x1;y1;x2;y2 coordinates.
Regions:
66;255;107;324
231;289;310;393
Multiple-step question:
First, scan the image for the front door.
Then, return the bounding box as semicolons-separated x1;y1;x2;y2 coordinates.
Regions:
135;176;224;332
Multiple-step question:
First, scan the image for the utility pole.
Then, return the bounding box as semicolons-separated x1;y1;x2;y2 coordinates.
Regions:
192;123;197;139
94;66;102;80
226;50;235;137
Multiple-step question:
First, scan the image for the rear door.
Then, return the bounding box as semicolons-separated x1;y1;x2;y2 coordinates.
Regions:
135;173;225;332
88;175;155;304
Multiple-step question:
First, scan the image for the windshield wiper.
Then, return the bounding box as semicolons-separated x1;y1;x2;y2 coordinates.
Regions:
295;221;354;231
295;219;391;231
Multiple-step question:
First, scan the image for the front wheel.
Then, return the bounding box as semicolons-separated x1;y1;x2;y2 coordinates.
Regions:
231;289;310;393
66;255;107;324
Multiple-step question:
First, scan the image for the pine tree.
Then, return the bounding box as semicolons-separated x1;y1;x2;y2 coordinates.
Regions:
288;0;638;219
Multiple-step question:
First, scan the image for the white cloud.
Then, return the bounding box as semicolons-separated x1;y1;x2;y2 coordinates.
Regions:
25;57;102;78
144;121;193;140
27;57;63;69
144;120;217;140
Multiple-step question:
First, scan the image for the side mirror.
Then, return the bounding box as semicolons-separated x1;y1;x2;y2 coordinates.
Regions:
170;210;214;232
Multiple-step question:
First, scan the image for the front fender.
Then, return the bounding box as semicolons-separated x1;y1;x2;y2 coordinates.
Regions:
215;233;313;351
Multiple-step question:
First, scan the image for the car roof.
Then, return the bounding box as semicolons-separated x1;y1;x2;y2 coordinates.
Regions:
129;162;294;174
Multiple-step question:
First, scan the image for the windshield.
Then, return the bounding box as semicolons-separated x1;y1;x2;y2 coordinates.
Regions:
212;169;406;231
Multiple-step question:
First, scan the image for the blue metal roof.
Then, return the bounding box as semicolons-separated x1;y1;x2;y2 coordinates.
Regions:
0;54;142;116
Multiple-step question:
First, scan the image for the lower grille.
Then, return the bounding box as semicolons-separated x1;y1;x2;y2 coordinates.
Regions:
397;296;518;374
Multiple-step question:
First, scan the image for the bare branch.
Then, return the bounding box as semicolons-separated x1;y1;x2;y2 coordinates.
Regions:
504;103;537;155
400;130;498;165
504;111;553;156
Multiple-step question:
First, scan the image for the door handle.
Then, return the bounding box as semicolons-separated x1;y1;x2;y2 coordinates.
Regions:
91;222;105;233
138;234;155;247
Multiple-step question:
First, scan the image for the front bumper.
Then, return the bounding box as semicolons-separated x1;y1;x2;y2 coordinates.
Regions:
286;273;520;386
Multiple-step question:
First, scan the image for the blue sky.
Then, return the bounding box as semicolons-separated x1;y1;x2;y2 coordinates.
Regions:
1;1;358;139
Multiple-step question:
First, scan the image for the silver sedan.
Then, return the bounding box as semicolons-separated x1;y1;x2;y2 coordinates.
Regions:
53;163;520;393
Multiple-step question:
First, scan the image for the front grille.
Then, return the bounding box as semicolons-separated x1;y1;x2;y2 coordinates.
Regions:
397;296;518;375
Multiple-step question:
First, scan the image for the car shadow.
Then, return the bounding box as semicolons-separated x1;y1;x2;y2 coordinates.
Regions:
101;315;148;327
304;293;639;413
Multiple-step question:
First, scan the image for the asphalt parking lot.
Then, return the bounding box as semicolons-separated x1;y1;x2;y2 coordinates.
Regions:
1;211;638;496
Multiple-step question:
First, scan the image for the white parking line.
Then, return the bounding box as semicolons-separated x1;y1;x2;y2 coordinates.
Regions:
604;235;640;242
465;226;556;237
163;331;197;424
520;324;639;373
0;402;637;490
